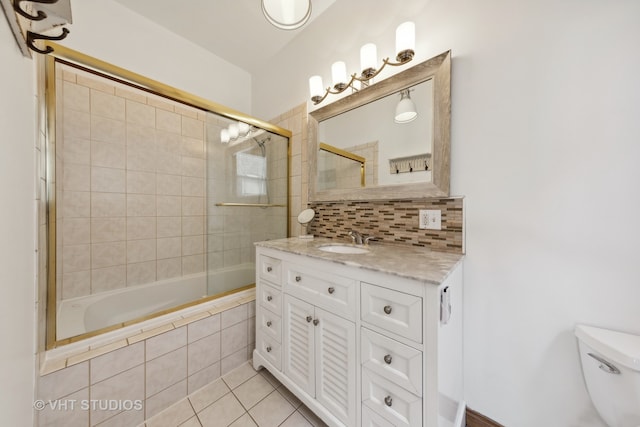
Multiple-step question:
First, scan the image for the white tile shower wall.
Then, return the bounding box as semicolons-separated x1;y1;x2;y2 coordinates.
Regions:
35;301;256;427
57;64;206;300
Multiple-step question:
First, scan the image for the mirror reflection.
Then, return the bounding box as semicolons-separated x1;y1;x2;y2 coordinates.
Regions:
317;79;433;192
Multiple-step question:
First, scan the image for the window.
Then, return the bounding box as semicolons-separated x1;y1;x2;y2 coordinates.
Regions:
236;151;267;196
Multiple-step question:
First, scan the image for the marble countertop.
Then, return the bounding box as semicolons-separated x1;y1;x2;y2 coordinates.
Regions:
255;237;464;285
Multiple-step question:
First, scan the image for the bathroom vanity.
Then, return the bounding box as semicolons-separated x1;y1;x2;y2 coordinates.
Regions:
252;237;465;427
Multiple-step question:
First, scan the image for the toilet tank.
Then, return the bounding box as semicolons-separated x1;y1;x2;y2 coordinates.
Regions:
575;325;640;427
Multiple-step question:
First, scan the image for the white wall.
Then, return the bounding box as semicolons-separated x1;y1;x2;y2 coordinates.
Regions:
62;0;252;114
254;0;640;425
0;18;36;426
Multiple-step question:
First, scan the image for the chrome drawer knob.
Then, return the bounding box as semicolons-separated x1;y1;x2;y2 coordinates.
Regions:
383;305;392;314
295;275;302;282
384;354;392;364
306;315;313;323
266;295;273;301
313;319;319;326
266;321;272;327
328;287;335;294
384;396;393;407
266;346;272;353
267;266;272;272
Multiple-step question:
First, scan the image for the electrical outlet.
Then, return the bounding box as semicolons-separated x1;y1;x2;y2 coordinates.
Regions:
419;209;441;230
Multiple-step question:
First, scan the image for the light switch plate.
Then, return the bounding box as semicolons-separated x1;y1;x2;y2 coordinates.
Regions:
419;209;441;230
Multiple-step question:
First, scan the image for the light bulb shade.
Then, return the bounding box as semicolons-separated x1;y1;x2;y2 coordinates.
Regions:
360;43;378;77
395;21;415;62
262;0;312;30
238;121;251;137
395;90;418;123
228;123;239;139
331;61;348;89
220;129;230;144
309;75;324;102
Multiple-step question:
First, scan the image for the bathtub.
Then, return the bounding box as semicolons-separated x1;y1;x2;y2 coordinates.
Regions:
57;263;255;340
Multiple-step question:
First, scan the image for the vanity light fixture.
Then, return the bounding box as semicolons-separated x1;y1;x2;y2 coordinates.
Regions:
309;21;415;105
394;89;418;123
220;121;253;144
262;0;311;30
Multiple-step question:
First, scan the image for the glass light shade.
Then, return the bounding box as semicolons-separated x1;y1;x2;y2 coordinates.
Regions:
220;129;230;144
331;61;348;88
262;0;312;30
394;90;418;123
360;43;378;73
228;123;239;139
238;121;251;137
309;75;324;98
396;22;415;56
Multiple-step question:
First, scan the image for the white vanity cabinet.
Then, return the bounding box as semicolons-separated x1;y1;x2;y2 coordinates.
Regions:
253;241;464;427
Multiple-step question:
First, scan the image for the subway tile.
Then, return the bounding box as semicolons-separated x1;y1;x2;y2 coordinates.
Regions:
146;347;187;398
127;239;156;264
76;73;114;94
127;261;156;286
147;96;175;113
175;104;199;119
115;86;147;104
127;194;156;217
146;326;187;361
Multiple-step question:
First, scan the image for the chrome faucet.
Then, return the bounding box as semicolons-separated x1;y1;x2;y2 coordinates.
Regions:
349;230;377;245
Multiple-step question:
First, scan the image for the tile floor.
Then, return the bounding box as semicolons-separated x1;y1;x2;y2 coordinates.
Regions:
141;361;329;427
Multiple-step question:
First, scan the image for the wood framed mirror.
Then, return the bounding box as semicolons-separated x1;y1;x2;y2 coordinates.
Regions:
308;50;451;201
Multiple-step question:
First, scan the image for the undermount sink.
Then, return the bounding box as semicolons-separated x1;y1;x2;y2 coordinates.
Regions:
317;244;370;254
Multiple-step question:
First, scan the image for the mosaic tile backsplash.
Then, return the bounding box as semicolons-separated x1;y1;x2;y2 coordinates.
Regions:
308;197;464;254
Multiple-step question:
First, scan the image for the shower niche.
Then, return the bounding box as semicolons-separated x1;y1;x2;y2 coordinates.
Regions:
42;44;290;347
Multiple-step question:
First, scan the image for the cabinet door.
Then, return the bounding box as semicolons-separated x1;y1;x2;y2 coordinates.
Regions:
283;295;315;396
315;307;357;427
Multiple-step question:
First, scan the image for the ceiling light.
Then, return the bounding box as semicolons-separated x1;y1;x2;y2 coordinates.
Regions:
394;89;418;123
262;0;312;30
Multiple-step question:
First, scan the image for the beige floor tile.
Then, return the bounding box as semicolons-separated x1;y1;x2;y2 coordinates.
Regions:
258;368;281;389
228;413;257;427
222;361;258;389
276;386;301;409
188;378;230;413
232;374;275;410
146;397;194;427
178;416;202;427
248;390;295;427
197;392;245;427
279;411;313;427
297;405;329;427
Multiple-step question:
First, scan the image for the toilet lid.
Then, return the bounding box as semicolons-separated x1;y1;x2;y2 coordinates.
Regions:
575;324;640;371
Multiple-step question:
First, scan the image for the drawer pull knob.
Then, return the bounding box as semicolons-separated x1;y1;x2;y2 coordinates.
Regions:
313;319;319;326
266;321;272;327
384;396;393;407
295;275;302;282
266;295;273;302
267;266;272;272
384;354;393;364
266;346;272;353
328;287;335;294
306;316;313;323
383;305;392;315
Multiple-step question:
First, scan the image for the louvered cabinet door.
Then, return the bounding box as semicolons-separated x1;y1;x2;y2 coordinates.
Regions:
283;294;315;396
315;308;357;427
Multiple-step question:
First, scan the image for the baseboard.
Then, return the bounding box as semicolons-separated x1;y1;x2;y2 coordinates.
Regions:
466;407;504;427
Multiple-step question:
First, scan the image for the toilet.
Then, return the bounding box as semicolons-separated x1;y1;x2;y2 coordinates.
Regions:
575;324;640;427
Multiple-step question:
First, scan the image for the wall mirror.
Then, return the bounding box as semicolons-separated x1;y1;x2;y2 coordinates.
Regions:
42;43;290;348
308;50;451;201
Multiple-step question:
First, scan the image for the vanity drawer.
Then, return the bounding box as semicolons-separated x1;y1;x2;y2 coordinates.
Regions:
362;369;422;427
284;263;356;320
361;328;422;396
258;255;282;286
361;283;422;343
256;333;281;370
361;407;396;427
258;309;281;343
258;281;282;314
